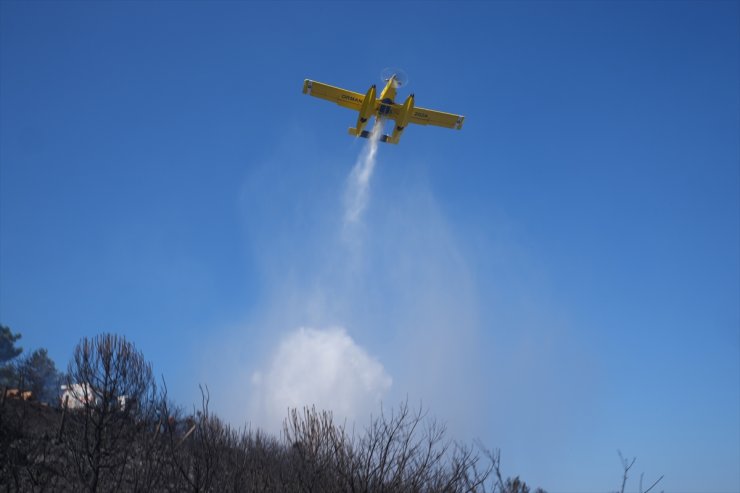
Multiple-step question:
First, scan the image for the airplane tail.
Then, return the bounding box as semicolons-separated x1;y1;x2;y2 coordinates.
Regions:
348;127;396;144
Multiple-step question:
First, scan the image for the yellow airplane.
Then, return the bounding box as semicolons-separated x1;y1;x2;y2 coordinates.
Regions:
302;74;464;144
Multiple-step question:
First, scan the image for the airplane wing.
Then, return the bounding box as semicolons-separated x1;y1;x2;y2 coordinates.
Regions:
302;79;364;111
390;104;465;130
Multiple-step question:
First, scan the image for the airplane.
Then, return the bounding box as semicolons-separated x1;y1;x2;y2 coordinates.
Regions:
302;74;464;144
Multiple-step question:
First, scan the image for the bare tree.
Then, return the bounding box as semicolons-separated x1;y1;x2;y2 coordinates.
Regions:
162;385;248;493
616;450;664;493
60;333;160;492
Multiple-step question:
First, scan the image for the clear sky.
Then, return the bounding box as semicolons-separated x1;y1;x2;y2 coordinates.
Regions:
1;1;738;491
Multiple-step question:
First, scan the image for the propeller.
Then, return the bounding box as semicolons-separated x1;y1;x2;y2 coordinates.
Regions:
380;67;409;88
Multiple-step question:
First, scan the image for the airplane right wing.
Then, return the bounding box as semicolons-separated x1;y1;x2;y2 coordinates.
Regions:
303;80;364;111
406;106;465;130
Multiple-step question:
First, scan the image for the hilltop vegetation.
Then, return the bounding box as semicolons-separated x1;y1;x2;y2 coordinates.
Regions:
0;330;545;492
1;329;660;492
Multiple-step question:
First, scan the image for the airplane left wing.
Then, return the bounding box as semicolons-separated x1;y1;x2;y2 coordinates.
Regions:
303;80;365;111
393;105;465;130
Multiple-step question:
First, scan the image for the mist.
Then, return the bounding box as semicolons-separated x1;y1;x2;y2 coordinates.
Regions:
187;117;605;490
194;123;490;437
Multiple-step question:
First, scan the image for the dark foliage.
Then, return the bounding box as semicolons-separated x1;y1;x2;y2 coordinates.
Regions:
15;349;62;405
1;333;551;492
0;326;23;388
1;326;62;404
0;326;22;364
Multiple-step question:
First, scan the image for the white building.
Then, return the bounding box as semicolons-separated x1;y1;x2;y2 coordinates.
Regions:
60;383;99;409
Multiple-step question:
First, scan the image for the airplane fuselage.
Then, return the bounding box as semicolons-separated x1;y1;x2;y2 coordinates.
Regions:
377;75;399;116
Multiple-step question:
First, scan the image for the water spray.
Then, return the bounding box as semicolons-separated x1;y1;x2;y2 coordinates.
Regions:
344;118;384;224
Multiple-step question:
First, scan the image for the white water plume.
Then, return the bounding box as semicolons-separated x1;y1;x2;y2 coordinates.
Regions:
344;119;384;223
250;326;392;432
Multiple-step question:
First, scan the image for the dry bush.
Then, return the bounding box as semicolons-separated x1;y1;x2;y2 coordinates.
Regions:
282;401;497;493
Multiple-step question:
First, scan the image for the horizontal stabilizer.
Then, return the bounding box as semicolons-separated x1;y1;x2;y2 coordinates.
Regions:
348;127;396;144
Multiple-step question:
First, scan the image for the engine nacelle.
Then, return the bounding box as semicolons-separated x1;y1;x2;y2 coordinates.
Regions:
389;94;414;144
353;84;376;135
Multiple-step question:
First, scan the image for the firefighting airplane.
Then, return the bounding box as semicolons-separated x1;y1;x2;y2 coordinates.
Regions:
302;74;464;144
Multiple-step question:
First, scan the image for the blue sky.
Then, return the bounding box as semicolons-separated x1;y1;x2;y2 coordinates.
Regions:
1;1;738;491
